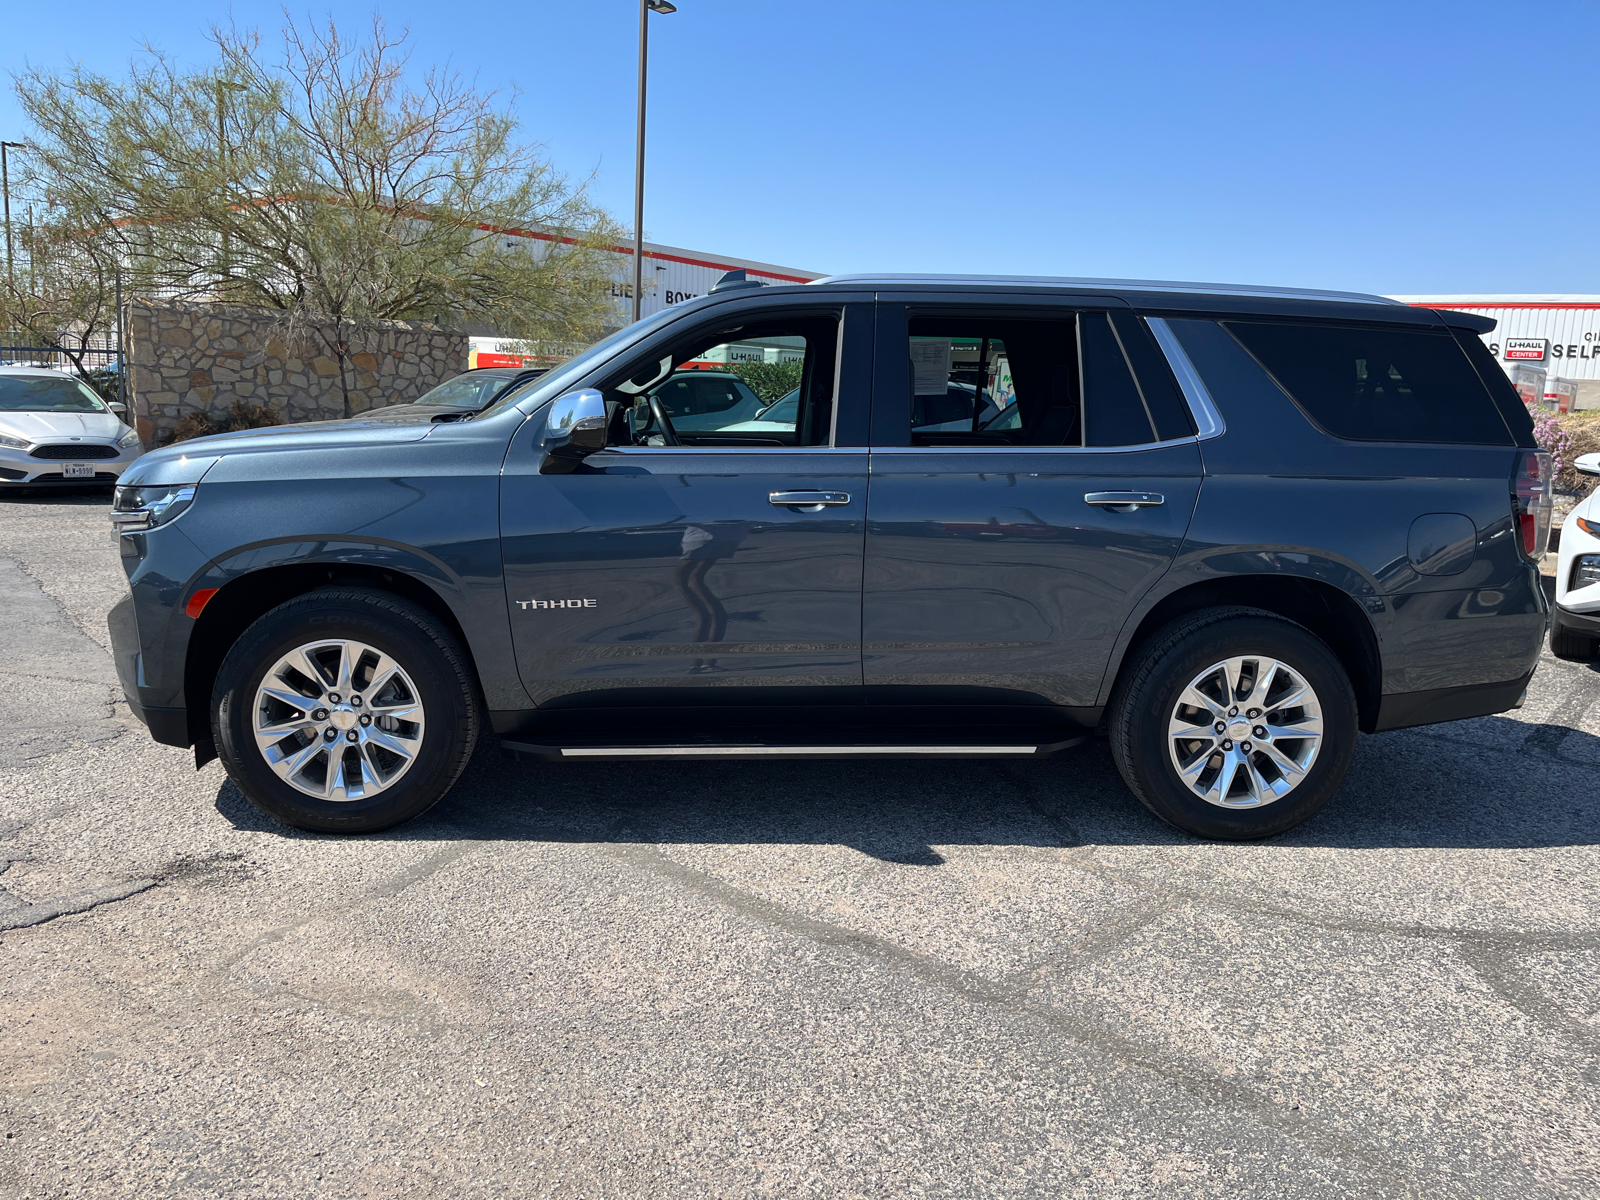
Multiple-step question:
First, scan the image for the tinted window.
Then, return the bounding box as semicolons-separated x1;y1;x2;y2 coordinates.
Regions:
901;313;1162;447
1452;329;1534;447
1111;312;1194;441
1080;313;1156;447
1226;321;1513;445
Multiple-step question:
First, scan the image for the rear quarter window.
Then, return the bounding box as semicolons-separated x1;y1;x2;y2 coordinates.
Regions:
1224;321;1514;446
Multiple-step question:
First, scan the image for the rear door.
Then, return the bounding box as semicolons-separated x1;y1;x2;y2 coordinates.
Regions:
499;298;874;711
863;296;1203;717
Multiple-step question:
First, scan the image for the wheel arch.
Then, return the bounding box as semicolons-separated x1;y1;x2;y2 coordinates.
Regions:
184;557;480;765
1105;574;1384;733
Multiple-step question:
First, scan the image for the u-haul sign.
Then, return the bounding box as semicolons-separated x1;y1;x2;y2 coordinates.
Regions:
1505;337;1548;360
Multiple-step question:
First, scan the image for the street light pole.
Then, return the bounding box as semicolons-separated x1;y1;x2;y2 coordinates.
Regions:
1;141;23;292
633;0;677;324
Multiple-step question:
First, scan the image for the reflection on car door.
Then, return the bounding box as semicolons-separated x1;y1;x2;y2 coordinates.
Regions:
498;301;874;712
863;300;1203;719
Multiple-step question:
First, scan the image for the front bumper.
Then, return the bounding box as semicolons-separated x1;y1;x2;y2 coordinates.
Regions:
1553;603;1600;635
0;442;140;485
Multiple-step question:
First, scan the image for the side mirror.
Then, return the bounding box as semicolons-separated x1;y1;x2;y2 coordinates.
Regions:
1576;452;1600;477
540;389;607;474
108;401;127;414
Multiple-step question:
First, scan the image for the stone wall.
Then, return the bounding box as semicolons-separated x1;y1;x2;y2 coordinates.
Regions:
126;298;467;445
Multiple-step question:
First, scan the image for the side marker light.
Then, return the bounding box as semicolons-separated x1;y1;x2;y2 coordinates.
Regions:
185;588;219;619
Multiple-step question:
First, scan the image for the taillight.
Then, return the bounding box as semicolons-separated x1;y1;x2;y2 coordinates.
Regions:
1512;450;1553;561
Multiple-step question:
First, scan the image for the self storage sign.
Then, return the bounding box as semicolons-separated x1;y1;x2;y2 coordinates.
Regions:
1504;338;1547;360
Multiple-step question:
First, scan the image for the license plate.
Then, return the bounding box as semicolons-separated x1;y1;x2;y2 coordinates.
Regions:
61;463;96;479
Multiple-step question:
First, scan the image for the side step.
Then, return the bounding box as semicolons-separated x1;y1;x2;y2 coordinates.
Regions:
500;735;1091;762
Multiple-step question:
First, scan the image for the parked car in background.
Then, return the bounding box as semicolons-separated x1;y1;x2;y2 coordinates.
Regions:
401;365;548;413
106;274;1551;842
0;366;143;487
1551;452;1600;658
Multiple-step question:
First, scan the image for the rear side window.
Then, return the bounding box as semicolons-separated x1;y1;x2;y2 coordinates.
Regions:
1225;321;1513;445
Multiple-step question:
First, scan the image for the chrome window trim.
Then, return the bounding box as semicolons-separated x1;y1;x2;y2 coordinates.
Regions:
1146;317;1225;440
868;437;1198;456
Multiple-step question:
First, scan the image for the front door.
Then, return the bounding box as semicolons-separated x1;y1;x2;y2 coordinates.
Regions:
500;302;873;712
863;300;1203;717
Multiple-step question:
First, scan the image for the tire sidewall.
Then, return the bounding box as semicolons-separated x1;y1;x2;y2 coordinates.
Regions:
1121;617;1357;840
214;594;475;833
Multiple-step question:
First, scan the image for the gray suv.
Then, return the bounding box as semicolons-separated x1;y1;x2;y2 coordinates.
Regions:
107;275;1552;840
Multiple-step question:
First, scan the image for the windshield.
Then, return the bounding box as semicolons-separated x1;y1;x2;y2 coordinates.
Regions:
477;307;686;418
0;375;110;413
413;370;521;408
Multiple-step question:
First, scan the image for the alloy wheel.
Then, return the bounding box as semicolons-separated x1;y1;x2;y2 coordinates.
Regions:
252;639;425;802
1166;655;1323;808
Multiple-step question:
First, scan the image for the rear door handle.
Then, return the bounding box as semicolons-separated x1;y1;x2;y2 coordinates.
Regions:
1084;491;1164;511
769;490;851;509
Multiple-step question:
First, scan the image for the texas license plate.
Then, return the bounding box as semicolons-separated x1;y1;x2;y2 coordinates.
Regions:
61;463;96;479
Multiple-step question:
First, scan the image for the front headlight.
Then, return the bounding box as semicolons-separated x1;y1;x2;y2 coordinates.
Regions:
116;427;142;449
1575;555;1600;590
110;483;197;532
0;432;29;451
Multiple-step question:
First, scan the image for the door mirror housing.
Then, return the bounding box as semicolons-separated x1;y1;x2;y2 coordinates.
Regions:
1575;452;1600;477
540;389;607;474
108;401;127;414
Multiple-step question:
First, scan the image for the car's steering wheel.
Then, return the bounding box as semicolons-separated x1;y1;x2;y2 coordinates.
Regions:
648;395;680;446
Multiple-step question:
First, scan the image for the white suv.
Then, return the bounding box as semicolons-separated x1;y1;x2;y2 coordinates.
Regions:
0;366;143;487
1552;451;1600;658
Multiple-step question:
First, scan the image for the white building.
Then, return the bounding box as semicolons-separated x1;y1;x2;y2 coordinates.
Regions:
468;235;822;368
1390;295;1600;411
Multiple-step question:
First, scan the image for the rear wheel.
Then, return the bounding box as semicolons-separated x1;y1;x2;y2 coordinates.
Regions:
1108;607;1358;840
1549;612;1599;661
212;588;480;833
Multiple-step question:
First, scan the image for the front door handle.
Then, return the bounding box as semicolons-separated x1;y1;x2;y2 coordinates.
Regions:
769;490;851;510
1084;491;1164;512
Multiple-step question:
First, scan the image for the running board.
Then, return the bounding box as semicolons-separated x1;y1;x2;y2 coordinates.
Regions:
500;736;1090;762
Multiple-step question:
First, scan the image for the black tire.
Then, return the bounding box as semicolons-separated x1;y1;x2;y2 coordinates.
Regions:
1549;613;1599;661
212;588;480;834
1106;606;1358;840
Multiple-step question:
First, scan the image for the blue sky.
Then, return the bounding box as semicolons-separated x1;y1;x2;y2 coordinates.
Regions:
2;1;1595;293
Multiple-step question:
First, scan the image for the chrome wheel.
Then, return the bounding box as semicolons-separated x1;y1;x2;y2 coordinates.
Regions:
1166;655;1323;809
252;639;425;802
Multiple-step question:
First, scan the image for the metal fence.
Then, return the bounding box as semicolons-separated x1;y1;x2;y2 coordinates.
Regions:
0;345;127;403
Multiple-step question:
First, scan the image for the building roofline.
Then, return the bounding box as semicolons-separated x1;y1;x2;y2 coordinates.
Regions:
1390;294;1600;306
809;273;1404;306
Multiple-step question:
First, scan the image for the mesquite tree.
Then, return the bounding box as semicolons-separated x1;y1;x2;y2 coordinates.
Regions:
15;16;622;416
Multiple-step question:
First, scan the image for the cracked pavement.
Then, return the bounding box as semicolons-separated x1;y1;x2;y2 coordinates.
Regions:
1;490;1598;1198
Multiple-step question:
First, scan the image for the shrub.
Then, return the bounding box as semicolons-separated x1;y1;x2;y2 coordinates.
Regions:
222;401;284;431
168;401;284;444
169;412;217;444
730;360;804;403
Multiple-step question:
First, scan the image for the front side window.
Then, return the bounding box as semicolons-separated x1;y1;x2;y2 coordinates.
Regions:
903;312;1186;447
600;315;839;447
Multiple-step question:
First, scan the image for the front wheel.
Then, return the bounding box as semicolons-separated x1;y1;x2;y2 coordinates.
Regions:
212;588;480;834
1107;607;1358;840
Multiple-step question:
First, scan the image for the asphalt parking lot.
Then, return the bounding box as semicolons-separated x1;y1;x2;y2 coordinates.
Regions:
1;491;1598;1199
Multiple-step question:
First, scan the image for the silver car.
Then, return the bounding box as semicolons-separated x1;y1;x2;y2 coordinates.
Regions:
0;366;143;487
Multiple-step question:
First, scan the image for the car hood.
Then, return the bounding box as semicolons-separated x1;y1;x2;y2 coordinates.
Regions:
0;410;126;442
120;411;440;487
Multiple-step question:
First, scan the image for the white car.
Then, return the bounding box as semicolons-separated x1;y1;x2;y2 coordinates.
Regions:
0;366;143;488
1552;451;1600;658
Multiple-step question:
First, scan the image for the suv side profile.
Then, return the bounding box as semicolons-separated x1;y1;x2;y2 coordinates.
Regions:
107;275;1551;840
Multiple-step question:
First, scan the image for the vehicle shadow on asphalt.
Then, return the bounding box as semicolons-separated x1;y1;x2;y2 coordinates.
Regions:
213;713;1600;858
0;489;114;505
